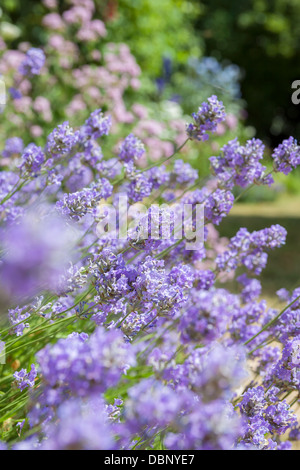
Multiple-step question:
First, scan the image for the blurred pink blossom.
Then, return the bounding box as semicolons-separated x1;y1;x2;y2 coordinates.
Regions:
43;13;65;31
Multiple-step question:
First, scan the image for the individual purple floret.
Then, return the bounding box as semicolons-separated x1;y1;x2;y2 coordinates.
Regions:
194;269;215;290
171;343;247;401
205;189;234;225
19;48;45;76
122;379;193;440
127;173;153;202
14;364;37;391
210;138;272;189
46;122;79;157
8;305;31;336
171;159;198;186
19;144;45;176
56;178;113;220
186;95;226;141
271;287;300;342
121;311;150;337
272;137;300;175
118;134;145;162
239;386;267;417
179;288;240;344
239;385;297;449
237;274;262;302
290;426;300;441
146;165;170;189
9;87;22;100
264;336;300;392
216;225;287;274
81;109;112;139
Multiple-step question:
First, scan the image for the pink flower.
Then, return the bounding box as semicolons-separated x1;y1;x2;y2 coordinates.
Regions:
0;38;6;51
48;34;65;49
91;50;102;61
130;78;140;89
63;6;93;25
226;113;238;130
42;0;57;8
132;103;149;120
90;20;107;37
66;95;86;116
86;86;101;101
33;97;52;122
14;96;32;114
30;125;44;137
19;79;32;94
43;13;65;31
0;51;24;74
216;123;226;136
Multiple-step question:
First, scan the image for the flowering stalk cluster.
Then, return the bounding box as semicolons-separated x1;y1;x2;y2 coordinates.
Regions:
0;29;300;450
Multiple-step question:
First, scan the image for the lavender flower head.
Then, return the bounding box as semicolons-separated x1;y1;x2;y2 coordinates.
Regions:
81;109;112;140
186;95;226;141
118;134;145;162
272;137;300;175
210;138;271;189
14;364;37;391
19;144;45;176
46;122;78;157
37;327;135;397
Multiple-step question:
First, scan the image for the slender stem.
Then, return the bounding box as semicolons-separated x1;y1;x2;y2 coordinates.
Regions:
244;294;300;346
0;179;28;205
234;170;274;204
140;139;189;173
112;139;189;186
289;396;299;408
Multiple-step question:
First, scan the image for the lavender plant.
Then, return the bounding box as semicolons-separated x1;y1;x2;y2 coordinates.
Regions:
0;0;246;177
0;57;299;450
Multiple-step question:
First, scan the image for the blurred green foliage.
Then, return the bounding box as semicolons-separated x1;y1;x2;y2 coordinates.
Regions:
2;0;300;143
193;0;300;143
2;0;300;196
104;0;201;77
0;0;201;78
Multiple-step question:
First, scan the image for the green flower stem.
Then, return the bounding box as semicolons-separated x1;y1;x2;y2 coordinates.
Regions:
244;294;300;346
234;169;274;204
0;179;29;206
156;239;182;260
112;138;189;187
140;138;189;173
5;285;95;351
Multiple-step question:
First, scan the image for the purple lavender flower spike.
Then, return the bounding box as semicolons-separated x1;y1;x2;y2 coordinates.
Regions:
46;122;78;157
119;134;145;162
81;109;112;140
14;364;37;391
186;95;226;141
272;137;300;175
